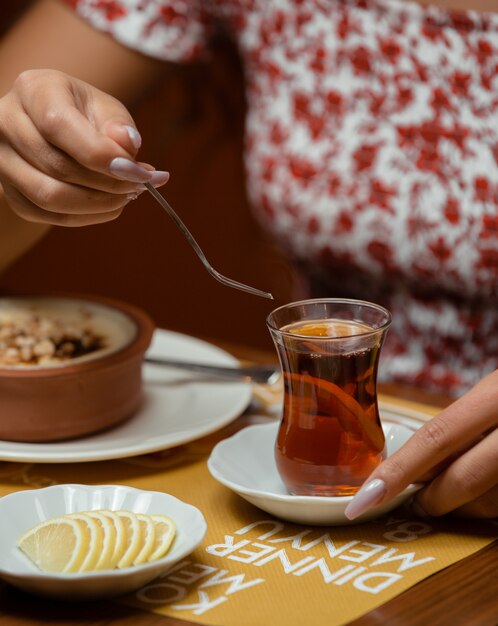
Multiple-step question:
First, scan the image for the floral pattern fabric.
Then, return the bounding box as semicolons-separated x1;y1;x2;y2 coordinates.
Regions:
67;0;498;395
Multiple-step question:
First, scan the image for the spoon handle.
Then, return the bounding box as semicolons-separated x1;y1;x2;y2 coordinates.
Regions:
144;183;273;300
145;357;280;384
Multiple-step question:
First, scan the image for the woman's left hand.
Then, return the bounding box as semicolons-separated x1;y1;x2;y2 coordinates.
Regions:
345;369;498;520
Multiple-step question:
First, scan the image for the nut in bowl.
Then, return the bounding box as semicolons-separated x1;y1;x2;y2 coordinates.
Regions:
0;484;207;599
0;294;155;442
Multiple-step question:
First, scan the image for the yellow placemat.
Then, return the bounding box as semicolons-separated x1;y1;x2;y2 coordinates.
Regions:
0;401;496;626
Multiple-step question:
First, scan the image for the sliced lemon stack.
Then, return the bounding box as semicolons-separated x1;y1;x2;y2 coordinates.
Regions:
17;510;176;574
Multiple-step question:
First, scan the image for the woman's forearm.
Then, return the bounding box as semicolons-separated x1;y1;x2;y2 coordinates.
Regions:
0;190;50;275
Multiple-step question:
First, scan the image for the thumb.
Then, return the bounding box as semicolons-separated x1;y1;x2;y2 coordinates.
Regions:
84;85;141;157
101;118;142;158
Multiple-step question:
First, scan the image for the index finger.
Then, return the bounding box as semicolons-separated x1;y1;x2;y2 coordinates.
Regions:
344;369;498;519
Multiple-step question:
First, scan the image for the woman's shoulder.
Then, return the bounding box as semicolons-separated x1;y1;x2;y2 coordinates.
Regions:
64;0;212;63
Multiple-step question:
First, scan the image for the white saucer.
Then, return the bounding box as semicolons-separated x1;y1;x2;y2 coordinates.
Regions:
0;329;251;463
208;420;421;525
0;484;207;599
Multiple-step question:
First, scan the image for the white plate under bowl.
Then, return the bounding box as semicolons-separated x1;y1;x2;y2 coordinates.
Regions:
0;484;207;599
0;329;252;463
208;420;421;526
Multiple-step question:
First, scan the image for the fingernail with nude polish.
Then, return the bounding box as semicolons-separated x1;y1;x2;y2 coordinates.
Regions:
109;157;153;182
149;170;170;186
344;479;386;520
124;125;142;150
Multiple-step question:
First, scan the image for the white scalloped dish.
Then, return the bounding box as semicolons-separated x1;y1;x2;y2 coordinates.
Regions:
208;420;421;525
0;484;207;599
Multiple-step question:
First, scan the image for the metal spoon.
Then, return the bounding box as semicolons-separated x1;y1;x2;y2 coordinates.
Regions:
144;183;273;300
145;356;280;384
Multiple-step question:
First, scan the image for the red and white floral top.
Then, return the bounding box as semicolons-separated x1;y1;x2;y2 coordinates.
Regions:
67;0;498;395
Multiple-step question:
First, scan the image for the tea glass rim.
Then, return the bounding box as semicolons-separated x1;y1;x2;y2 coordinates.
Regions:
266;297;392;340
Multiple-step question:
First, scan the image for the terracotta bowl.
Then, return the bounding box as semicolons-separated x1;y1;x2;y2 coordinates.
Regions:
0;294;155;443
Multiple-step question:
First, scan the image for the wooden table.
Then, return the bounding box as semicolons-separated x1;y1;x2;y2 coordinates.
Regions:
0;343;497;626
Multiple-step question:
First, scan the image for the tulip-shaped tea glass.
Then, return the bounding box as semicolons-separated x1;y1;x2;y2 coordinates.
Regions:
267;298;392;497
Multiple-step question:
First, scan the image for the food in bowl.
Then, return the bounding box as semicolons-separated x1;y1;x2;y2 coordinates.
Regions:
0;295;155;442
0;484;207;599
17;509;176;573
0;309;105;367
0;297;136;368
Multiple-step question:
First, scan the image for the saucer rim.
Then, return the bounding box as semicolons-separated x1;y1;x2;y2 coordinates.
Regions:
207;420;421;505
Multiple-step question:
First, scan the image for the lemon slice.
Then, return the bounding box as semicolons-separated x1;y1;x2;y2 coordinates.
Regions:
17;516;90;573
133;514;156;565
148;514;176;562
115;511;143;569
66;513;104;572
17;509;177;573
84;511;116;570
99;510;127;568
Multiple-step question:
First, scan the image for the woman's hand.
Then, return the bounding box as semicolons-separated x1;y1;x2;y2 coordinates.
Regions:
0;69;169;226
345;370;498;520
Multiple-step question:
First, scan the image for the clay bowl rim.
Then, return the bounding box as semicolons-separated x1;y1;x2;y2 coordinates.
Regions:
0;293;155;379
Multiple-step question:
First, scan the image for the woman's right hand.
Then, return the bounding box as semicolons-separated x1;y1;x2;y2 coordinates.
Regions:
0;68;169;226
